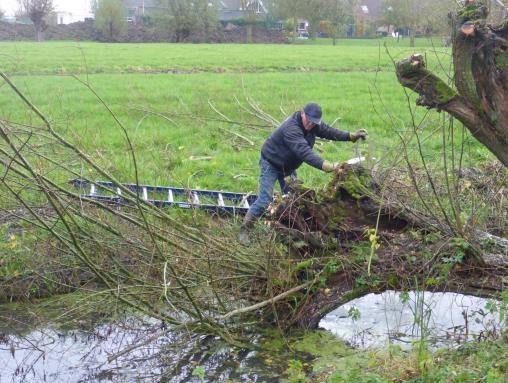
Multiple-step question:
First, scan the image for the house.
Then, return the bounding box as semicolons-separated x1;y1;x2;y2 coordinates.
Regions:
218;0;268;22
52;0;94;25
354;0;382;37
376;25;395;37
54;10;93;25
122;0;162;22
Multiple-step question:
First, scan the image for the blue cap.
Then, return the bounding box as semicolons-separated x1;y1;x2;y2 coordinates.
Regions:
303;103;322;125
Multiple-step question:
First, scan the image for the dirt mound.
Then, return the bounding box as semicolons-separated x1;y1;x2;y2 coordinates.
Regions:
0;21;287;44
0;20;96;41
0;21;33;40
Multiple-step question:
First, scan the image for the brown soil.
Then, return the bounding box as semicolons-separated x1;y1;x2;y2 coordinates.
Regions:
0;20;287;44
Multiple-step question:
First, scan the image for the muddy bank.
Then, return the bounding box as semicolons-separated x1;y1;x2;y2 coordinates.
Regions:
264;164;507;328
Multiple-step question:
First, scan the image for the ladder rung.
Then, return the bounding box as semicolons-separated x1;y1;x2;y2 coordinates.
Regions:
90;184;96;195
168;189;174;202
217;193;225;207
117;187;122;196
191;192;200;205
239;193;251;209
142;187;148;201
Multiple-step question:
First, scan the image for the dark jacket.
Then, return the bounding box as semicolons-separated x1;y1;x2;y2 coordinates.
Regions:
261;111;351;174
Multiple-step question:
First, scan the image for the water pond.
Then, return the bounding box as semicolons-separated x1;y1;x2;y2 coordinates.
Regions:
0;291;504;382
320;291;505;349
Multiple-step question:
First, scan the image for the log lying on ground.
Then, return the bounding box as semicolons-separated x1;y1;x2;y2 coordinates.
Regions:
395;0;508;168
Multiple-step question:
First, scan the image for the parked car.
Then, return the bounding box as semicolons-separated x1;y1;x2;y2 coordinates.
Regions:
297;32;309;39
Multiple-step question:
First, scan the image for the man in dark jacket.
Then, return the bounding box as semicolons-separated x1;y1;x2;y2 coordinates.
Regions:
239;102;368;246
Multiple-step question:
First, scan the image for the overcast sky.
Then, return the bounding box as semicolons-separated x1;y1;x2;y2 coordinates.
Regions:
1;0;92;17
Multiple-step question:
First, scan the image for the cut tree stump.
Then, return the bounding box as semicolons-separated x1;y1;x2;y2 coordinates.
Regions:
268;163;507;268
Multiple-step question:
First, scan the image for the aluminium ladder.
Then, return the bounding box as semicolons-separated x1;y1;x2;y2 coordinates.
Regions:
70;179;257;215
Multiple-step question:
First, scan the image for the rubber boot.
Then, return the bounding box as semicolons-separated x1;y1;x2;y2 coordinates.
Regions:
238;210;257;246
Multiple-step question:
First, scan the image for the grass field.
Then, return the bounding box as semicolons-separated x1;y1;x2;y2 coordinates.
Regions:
0;39;506;383
0;38;494;194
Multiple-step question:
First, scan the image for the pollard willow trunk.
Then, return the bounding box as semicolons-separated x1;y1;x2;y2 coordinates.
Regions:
395;0;508;168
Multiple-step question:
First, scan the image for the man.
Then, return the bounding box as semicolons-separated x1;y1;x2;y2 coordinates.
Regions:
239;102;368;246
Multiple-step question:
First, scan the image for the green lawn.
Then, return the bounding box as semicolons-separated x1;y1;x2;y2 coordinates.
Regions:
0;40;492;193
0;39;451;74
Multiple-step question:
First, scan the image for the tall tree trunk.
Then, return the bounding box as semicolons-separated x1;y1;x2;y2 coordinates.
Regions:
34;22;44;42
293;15;297;42
395;1;508;168
246;24;253;43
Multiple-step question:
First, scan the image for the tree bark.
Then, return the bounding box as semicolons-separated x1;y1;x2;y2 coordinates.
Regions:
395;1;508;168
34;20;47;42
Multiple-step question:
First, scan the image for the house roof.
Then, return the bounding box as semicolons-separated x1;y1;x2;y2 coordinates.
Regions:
218;0;267;13
218;0;268;21
122;0;159;9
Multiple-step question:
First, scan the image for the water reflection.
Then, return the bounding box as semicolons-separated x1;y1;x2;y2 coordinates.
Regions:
320;291;505;349
0;309;282;382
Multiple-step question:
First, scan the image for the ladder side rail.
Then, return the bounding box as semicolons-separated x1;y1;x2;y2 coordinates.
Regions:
214;191;252;201
82;195;121;202
94;180;116;188
92;181;124;198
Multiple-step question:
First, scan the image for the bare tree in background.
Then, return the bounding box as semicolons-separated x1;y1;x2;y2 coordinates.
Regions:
241;0;255;43
381;0;426;46
157;0;218;42
321;0;355;45
18;0;54;42
269;0;308;40
94;0;127;41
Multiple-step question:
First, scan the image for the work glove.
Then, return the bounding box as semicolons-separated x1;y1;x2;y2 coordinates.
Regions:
350;129;368;142
322;160;340;173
